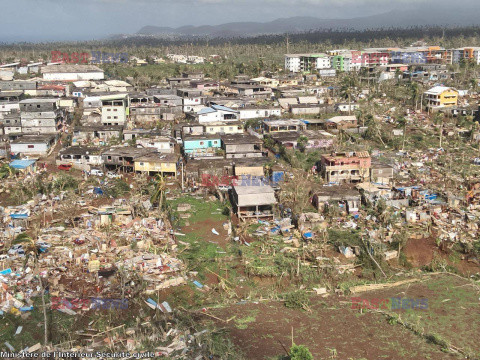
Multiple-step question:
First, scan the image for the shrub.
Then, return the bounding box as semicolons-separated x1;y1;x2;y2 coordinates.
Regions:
284;290;310;310
289;344;313;360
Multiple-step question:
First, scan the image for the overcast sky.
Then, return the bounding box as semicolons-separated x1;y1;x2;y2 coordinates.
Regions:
0;0;478;42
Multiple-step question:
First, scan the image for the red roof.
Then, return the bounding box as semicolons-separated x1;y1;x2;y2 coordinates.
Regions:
38;85;65;90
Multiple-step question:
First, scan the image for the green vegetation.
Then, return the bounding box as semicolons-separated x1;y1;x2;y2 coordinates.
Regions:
289;344;314;360
284;290;310;310
235;310;259;329
104;179;131;198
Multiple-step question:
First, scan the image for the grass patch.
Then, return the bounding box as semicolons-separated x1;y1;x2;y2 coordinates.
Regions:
235;310;259;330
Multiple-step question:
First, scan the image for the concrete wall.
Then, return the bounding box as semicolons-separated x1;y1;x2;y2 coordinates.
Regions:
11;142;50;155
43;72;104;81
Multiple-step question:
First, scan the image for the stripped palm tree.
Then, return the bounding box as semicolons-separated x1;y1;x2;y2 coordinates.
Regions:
150;174;166;210
408;82;421;110
340;75;358;115
13;232;37;265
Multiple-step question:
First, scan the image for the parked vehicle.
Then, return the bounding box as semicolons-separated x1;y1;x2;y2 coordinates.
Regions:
58;164;72;171
90;169;104;177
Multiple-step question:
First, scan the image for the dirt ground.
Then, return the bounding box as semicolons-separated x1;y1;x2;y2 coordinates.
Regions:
203;272;480;360
404;236;438;267
404;236;480;275
208;297;459;360
352;273;480;356
183;217;230;250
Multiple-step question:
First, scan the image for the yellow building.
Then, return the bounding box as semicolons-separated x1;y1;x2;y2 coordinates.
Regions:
277;77;299;87
134;153;178;177
424;86;458;109
204;121;244;135
251;77;280;89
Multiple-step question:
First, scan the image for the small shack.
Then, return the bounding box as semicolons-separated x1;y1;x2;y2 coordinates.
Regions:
9;159;37;174
232;185;276;221
312;185;361;214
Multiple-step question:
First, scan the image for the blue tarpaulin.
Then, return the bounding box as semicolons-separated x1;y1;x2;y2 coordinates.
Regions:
9;159;36;170
93;187;104;195
271;171;285;185
0;268;12;275
146;298;158;308
10;213;29;219
193;280;204;289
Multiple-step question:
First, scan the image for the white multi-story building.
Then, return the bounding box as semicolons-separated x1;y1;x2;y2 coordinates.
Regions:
285;54;331;73
452;47;480;65
316;56;331;69
285;55;301;73
101;94;128;126
342;56;353;72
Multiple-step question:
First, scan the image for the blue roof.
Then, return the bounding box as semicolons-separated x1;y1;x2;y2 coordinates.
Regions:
211;104;237;112
9;159;37;169
197;107;216;115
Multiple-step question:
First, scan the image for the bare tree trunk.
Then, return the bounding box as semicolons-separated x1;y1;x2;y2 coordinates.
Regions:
363;239;387;278
215;187;224;202
439;119;444;148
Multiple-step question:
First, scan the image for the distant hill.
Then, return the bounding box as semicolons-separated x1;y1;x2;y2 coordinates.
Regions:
135;6;480;39
137;16;340;37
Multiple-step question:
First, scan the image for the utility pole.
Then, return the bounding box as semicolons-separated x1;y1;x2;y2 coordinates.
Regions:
181;161;184;191
286;34;290;54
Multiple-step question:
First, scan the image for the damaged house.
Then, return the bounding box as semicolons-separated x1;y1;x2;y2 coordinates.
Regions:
325;115;358;130
134;153;178;177
268;130;335;150
136;136;175;154
57;146;103;170
263;119;306;134
102;147;156;172
72;125;123;145
312;185;361;214
318;151;371;183
183;135;222;159
231;185;277;221
221;134;264;159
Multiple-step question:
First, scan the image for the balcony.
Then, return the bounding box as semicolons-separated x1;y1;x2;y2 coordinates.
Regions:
324;164;363;171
